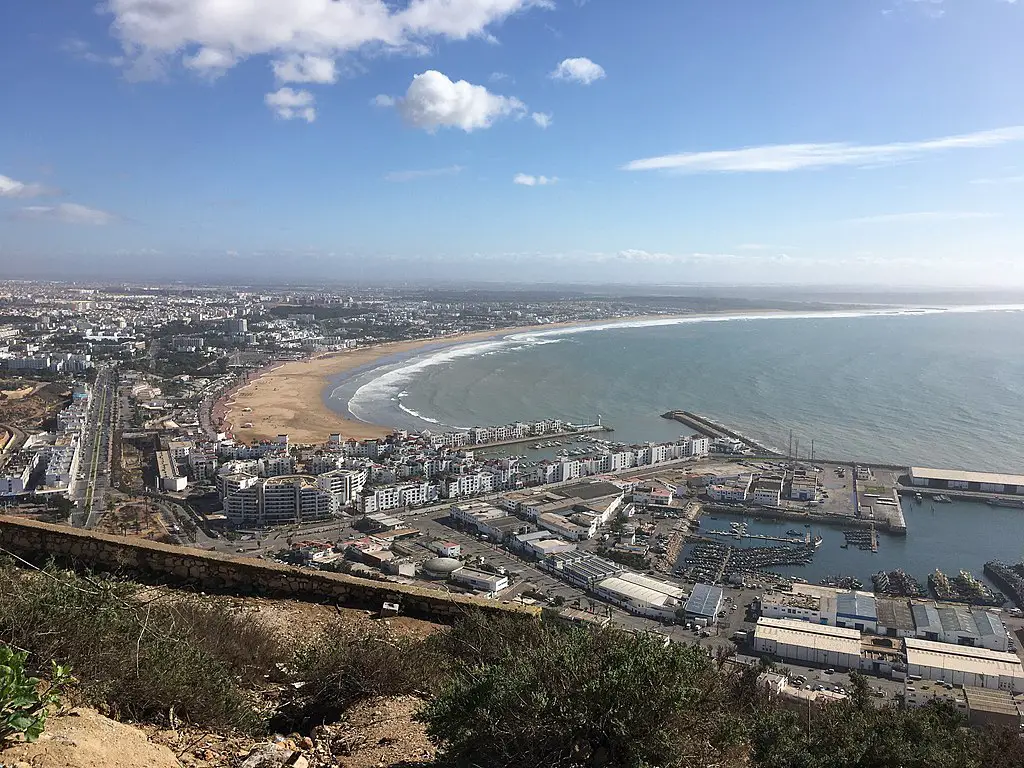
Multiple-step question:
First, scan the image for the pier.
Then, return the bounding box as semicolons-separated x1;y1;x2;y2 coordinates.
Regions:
473;425;613;450
660;410;780;455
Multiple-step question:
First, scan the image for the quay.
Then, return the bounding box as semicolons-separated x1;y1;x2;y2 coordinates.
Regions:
703;502;907;534
660;410;779;455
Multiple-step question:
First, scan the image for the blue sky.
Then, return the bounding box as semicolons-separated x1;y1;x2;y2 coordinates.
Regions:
2;0;1024;285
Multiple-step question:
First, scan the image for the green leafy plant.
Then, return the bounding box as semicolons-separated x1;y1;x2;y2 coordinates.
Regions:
0;644;72;743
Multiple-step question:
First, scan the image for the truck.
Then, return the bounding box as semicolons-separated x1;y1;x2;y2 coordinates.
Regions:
731;630;749;644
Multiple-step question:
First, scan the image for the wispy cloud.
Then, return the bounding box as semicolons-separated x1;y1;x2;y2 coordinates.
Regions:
384;165;464;182
623;126;1024;174
0;174;57;199
970;175;1024;185
846;211;999;224
12;203;116;225
514;173;557;186
531;112;553;129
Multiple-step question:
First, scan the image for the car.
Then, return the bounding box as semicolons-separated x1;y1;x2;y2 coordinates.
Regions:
824;668;835;675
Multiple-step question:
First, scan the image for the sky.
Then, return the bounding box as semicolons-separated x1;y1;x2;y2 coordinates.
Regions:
2;0;1024;286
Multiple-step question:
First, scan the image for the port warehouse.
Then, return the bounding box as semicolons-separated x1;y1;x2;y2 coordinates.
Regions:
761;584;1011;651
753;617;1024;693
909;467;1024;495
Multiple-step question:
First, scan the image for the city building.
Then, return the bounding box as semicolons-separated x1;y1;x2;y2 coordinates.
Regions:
156;450;187;492
595;572;686;620
909;467;1024;495
452;567;509;597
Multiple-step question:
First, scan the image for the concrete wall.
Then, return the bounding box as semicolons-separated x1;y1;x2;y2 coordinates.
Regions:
0;517;539;624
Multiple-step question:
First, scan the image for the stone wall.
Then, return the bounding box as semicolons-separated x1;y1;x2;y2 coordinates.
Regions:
0;517;540;623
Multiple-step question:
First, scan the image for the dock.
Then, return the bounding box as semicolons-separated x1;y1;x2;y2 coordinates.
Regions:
473;425;613;450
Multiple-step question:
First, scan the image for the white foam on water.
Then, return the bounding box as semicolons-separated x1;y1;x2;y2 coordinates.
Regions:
345;304;1024;429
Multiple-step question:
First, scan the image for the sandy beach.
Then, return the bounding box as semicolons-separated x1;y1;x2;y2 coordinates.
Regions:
220;310;799;445
221;326;545;444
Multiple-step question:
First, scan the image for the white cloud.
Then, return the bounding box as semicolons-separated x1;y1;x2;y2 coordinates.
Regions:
0;174;53;199
183;47;236;78
623;126;1024;173
846;211;999;224
395;70;525;132
61;38;125;67
513;173;557;186
550;57;605;84
489;71;509;82
970;174;1024;185
265;88;316;122
102;0;549;79
14;203;115;225
272;54;337;84
531;111;553;128
385;165;464;182
371;94;396;107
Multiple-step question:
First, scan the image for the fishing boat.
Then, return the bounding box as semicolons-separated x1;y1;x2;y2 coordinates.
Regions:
786;529;801;536
914;493;923;503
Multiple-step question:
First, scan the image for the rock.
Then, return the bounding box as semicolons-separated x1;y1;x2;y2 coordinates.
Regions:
299;736;313;750
0;708;180;768
241;743;306;768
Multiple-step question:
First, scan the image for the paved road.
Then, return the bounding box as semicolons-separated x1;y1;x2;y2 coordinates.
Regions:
71;367;116;528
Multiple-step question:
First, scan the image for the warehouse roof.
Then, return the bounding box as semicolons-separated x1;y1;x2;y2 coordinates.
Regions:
904;638;1024;679
911;603;944;635
685;583;724;617
837;591;877;621
598;576;681;608
755;617;862;655
963;686;1021;717
617;571;686;600
876;599;916;632
910;466;1024;487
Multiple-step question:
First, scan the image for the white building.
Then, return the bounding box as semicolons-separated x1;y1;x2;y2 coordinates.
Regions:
157;450;187;492
452;567;509;597
707;475;751;502
753;617;863;670
751;479;782;506
595;572;686;620
903;638;1024;693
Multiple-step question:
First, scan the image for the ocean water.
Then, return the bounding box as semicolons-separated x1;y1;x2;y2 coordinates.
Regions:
332;306;1024;473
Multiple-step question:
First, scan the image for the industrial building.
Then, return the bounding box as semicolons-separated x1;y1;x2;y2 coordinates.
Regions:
963;686;1022;729
909;467;1024;495
684;583;724;624
452;567;509;597
835;591;878;633
595;572;686;620
754;617;863;670
903;638;1024;693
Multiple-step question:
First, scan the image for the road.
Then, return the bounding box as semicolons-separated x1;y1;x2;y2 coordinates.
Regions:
71;367;116;528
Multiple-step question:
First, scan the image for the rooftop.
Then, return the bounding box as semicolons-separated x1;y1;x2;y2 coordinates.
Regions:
910;466;1024;487
685;583;724;617
904;637;1024;679
755;617;862;655
963;686;1021;716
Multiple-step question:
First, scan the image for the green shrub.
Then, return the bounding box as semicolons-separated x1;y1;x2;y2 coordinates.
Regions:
0;562;276;731
420;620;750;768
0;644;71;743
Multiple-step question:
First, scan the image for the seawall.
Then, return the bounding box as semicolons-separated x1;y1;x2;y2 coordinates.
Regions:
0;517;540;624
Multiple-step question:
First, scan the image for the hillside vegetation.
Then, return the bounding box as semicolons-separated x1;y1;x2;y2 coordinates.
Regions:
1;558;1023;768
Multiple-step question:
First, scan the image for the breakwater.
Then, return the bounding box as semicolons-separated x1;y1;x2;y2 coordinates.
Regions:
703;502;907;535
660;411;779;455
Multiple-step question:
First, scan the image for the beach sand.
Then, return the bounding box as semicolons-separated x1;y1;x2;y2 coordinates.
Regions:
221;327;535;444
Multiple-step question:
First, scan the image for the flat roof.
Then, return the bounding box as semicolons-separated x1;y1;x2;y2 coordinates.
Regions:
911;466;1024;487
904;637;1024;679
876;599;916;632
617;571;686;600
755;617;862;655
560;480;625;500
598;576;678;608
685;583;724;617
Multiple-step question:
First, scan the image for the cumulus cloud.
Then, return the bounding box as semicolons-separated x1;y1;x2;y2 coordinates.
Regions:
623;125;1024;173
513;173;556;186
531;111;553;128
385;165;464;182
395;70;525;132
13;203;116;225
101;0;549;80
265;88;316;122
550;57;605;84
0;174;54;199
272;54;337;84
183;47;236;78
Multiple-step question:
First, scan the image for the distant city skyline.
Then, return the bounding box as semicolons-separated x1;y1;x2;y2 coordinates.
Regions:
2;1;1024;285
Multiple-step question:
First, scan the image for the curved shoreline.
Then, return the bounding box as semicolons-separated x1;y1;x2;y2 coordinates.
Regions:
221;303;1024;445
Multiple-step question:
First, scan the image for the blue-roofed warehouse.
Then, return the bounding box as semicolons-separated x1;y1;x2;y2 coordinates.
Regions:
836;591;878;633
684;583;724;624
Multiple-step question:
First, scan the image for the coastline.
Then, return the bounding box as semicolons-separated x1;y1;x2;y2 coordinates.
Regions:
219;303;977;446
221;318;650;444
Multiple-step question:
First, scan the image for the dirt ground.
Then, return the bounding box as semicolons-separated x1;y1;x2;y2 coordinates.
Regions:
0;380;69;431
95;501;172;541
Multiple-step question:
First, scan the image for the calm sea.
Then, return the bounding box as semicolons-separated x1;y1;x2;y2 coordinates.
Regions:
328;306;1024;584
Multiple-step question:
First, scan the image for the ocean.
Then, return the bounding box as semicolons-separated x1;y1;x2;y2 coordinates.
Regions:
326;304;1024;587
332;305;1024;473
